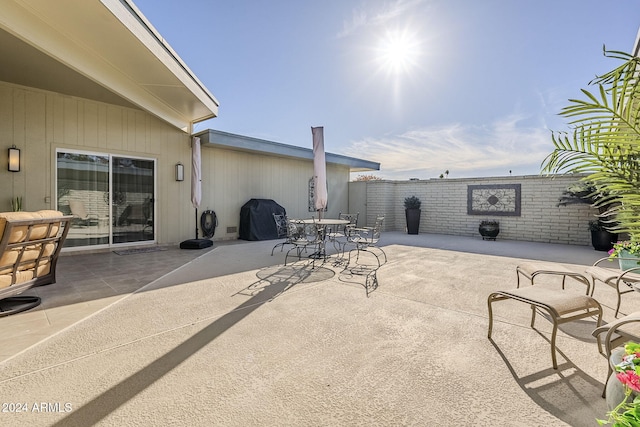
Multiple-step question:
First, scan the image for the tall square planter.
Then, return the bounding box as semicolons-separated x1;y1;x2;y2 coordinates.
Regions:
405;209;421;235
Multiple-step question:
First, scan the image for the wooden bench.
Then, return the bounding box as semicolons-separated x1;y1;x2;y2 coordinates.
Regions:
488;286;602;369
0;211;71;316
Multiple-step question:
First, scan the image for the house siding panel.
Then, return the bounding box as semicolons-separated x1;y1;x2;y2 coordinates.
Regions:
0;80;352;246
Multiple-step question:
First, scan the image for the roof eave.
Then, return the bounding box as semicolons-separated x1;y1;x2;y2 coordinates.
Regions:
194;129;380;172
0;0;218;132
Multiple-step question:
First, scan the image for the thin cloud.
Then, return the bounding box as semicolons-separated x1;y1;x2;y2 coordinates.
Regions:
337;0;428;38
340;115;555;180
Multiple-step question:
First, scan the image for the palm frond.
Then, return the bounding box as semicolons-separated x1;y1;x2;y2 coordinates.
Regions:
542;49;640;240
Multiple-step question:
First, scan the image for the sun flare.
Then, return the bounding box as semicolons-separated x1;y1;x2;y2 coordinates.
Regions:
376;29;421;75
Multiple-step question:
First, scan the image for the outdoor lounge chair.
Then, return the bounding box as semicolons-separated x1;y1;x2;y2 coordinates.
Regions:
516;258;640;318
516;261;592;292
586;258;640;318
488;285;603;370
0;211;72;316
592;311;640;397
68;199;100;227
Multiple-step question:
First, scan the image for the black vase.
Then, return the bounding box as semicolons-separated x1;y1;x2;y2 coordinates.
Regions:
405;209;421;234
591;230;615;252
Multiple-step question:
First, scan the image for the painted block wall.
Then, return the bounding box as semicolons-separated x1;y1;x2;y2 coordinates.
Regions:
350;175;597;246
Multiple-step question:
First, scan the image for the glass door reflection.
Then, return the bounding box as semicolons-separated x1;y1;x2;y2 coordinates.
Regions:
57;151;156;248
111;157;155;244
56;152;110;248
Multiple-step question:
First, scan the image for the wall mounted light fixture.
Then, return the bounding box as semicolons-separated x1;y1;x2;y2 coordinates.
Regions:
175;163;184;181
8;145;20;172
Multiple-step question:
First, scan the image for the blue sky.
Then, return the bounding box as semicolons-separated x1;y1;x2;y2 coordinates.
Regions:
134;0;640;180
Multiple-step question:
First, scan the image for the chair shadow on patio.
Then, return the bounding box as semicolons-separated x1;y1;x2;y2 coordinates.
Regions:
338;264;379;297
488;322;607;426
234;263;335;300
338;240;388;297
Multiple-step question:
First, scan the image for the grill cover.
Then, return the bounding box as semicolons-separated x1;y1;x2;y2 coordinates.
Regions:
238;199;286;241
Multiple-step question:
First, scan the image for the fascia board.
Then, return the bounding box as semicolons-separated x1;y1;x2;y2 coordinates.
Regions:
105;0;219;113
195;129;380;172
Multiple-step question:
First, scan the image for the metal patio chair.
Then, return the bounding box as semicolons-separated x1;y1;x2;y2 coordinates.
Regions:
344;215;387;268
284;220;324;268
271;213;294;255
327;212;359;255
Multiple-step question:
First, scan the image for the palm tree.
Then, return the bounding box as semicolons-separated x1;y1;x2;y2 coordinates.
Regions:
541;48;640;240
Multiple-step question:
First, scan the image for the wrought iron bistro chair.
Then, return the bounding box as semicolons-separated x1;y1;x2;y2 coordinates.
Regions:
284;220;324;268
344;215;387;268
327;212;359;255
271;213;294;256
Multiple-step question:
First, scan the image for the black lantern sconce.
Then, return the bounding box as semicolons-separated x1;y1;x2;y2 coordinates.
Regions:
175;163;184;181
8;145;20;172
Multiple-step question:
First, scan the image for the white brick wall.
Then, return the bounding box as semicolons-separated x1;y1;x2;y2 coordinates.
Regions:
352;174;597;245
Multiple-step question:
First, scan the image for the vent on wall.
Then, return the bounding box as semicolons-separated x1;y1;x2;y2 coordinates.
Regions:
227;226;237;234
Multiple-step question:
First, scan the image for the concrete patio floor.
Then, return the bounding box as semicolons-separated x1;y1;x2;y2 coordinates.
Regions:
0;232;607;363
0;232;631;426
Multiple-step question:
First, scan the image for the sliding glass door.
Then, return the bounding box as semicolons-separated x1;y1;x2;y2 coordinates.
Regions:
56;150;155;249
111;157;154;244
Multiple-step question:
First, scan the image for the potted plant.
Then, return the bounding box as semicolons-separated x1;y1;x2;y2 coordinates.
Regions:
608;240;640;270
558;182;617;251
598;341;640;425
404;196;421;235
479;220;499;240
589;220;617;252
10;196;22;212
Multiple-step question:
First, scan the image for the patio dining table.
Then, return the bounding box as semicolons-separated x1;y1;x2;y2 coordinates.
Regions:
297;218;350;226
297;218;350;258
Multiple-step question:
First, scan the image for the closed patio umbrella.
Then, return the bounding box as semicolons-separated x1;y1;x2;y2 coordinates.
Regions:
312;126;328;218
180;136;213;249
191;136;202;237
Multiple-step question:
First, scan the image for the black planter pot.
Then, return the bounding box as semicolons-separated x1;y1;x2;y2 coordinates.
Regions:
405;209;421;235
479;223;500;241
591;230;616;252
